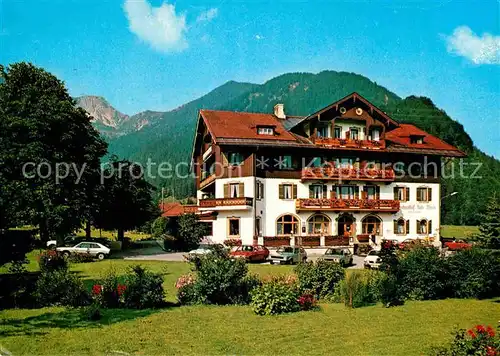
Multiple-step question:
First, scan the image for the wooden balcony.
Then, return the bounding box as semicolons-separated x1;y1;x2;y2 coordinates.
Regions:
301;167;395;181
199;173;216;189
199;197;254;210
296;198;400;212
314;137;386;150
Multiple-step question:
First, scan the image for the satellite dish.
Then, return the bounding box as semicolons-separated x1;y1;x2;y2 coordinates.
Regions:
356;108;363;116
339;107;347;114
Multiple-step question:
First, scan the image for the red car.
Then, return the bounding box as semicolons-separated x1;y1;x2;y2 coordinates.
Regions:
444;240;472;251
230;245;269;262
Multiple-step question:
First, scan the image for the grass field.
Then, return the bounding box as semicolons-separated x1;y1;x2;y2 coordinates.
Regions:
1;259;499;355
441;225;479;239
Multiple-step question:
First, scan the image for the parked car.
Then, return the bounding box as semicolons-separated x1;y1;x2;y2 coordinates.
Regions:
269;246;307;265
47;235;112;249
363;250;382;269
444;240;472;251
322;248;353;266
56;242;111;260
230;245;269;262
186;244;224;258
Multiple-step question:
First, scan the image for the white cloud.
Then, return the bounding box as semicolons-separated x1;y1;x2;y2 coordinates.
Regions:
445;26;500;65
124;0;188;52
196;8;218;23
255;34;264;40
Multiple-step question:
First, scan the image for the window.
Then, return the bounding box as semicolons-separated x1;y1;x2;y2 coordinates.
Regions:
333;185;358;199
363;185;379;200
310;157;322;168
417;219;432;234
394;218;409;235
370;128;380;141
255;180;264;200
416;187;432;202
307;214;330;235
394;186;410;202
276;214;299;235
224;183;244;198
276;155;293;169
228;218;240;237
317;124;329;138
309;184;326;199
257;126;274;135
362;215;382;235
337;157;353;168
279;184;297;200
334;126;342;139
227;152;244;166
255;217;261;236
410;135;425;144
350;128;359;140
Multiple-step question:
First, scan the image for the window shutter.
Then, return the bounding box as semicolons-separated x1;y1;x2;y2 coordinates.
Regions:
393;220;398;233
405;220;410;235
330;189;336;199
222;152;229;166
405;187;410;201
354;186;359;198
292;184;298;199
375;186;380;199
238;183;244;197
279;184;284;199
394;187;398;200
309;185;314;198
416;220;420;234
223;184;229;198
428;220;432;234
322;185;327;198
260;182;264;199
416;188;422;202
428;188;432;202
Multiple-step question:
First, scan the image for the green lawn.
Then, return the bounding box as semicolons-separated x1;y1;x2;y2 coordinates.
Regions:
441;225;479;239
1;259;499;355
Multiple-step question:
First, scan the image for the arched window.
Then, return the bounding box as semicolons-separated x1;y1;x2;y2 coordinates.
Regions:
276;214;299;236
362;215;382;235
417;219;432;234
307;214;330;235
394;218;409;235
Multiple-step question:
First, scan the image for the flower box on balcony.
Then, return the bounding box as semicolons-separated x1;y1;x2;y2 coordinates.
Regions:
263;236;290;247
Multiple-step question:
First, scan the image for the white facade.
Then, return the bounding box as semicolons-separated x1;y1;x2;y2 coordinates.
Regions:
199;177;441;247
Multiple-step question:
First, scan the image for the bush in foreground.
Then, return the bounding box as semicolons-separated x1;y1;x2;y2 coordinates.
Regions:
34;269;90;307
38;250;68;273
333;270;379;308
295;260;344;299
251;276;300;315
447;248;500;299
123;265;165;309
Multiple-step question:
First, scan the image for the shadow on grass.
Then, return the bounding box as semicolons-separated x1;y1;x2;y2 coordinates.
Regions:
0;305;177;337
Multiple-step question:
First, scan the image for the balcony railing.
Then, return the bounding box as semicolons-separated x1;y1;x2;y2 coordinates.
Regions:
314;137;386;149
296;198;400;212
199;197;254;208
302;167;395;181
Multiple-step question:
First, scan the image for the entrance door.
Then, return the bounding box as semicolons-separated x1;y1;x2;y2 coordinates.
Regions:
338;216;354;237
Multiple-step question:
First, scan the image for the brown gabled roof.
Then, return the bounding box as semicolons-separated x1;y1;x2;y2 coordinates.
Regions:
200;110;297;142
385;124;466;156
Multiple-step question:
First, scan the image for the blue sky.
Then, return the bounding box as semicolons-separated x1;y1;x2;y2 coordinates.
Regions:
1;0;499;157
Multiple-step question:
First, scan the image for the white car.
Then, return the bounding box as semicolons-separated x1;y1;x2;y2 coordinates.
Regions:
363;250;382;269
56;242;110;260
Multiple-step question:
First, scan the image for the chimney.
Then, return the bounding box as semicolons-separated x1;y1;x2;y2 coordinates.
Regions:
274;103;285;119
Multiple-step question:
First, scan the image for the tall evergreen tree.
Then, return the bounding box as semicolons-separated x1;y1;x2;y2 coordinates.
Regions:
477;194;500;245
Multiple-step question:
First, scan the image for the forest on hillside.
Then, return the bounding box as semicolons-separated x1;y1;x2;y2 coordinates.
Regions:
105;71;500;226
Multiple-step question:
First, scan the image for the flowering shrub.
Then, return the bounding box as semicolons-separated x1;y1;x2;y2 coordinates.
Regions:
434;325;499;356
38;250;67;273
297;293;316;311
224;239;242;248
175;274;196;289
251;276;301;315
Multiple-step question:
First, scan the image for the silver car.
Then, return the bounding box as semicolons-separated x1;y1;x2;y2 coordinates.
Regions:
322;248;353;266
269;246;307;265
57;242;110;260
